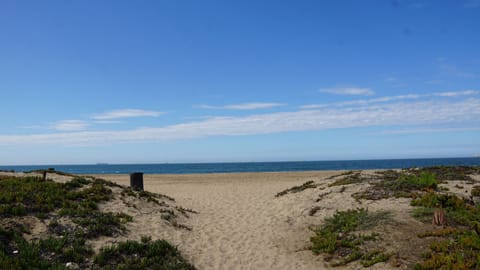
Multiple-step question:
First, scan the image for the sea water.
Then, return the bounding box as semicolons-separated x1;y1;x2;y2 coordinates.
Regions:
1;157;479;174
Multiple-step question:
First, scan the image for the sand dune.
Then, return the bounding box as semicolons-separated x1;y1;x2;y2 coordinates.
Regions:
95;171;400;270
5;169;477;269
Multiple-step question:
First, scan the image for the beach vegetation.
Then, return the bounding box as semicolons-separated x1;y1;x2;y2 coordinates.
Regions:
64;177;91;190
404;166;480;182
275;181;317;197
380;172;438;192
0;175;129;238
121;187;175;203
310;208;391;267
175;206;199;217
360;250;392;267
472;185;480;197
93;237;196;270
414;230;480;270
0;176;66;217
326;170;362;180
411;192;480;227
0;174;196;269
410;190;480;269
374;169;402;181
304;166;480;268
315;191;332;202
353;172;438;201
417;227;458;238
0;227;93;269
328;172;366;187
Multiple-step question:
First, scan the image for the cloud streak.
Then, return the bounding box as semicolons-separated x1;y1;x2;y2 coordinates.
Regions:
51;120;89;131
1;97;479;146
381;127;480;135
319;87;375;96
92;109;162;120
301;90;479;109
199;102;284;110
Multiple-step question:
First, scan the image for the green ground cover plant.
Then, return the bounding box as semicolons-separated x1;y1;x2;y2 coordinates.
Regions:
275;181;317;197
353;172;438;201
94;236;196;270
0;227;92;269
0;174;196;269
405;166;480;182
411;192;480;227
328;172;367;187
0;175;131;238
410;191;480;269
310;208;391;267
309;166;480;268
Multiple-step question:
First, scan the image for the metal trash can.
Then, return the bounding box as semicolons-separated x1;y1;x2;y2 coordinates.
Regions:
130;172;144;191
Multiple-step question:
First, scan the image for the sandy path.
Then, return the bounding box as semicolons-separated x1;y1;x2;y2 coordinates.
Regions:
96;171;336;270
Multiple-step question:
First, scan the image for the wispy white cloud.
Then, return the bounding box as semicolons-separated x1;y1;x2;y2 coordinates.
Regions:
1;97;479;146
92;120;121;124
198;102;284;110
51;120;89;131
381;127;480;135
19;125;46;130
319;87;375;96
301;90;479;109
433;90;478;97
92;109;162;120
298;104;330;110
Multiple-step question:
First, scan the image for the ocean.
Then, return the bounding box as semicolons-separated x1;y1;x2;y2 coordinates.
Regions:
1;157;479;174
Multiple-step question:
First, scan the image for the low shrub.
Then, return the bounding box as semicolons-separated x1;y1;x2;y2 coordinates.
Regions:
310;208;391;266
94;237;196;270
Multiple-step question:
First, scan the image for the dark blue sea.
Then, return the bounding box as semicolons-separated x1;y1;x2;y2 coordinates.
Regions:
1;157;479;174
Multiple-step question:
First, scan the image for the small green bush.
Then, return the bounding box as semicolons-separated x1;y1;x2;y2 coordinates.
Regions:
385;172;438;191
0;227;92;269
94;238;196;270
310;209;390;266
411;192;480;227
415;231;480;269
0;176;131;239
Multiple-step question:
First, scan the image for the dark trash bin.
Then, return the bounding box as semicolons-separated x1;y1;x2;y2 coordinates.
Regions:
130;172;144;191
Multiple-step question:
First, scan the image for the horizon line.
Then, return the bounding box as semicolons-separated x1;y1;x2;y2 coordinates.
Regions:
1;155;479;167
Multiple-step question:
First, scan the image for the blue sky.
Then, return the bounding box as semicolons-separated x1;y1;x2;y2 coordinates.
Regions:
1;0;480;165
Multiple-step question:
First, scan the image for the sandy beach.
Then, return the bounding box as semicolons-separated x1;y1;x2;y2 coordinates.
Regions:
2;168;479;269
92;171;420;270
